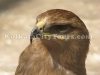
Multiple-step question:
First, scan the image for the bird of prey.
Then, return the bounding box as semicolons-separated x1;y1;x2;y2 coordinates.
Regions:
15;9;90;75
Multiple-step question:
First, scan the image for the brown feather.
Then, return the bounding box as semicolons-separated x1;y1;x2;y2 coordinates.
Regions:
15;9;90;75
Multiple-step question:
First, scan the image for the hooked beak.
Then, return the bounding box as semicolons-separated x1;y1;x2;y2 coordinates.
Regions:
30;20;46;44
30;26;41;44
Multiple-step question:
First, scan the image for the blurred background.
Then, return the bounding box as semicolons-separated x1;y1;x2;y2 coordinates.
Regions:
0;0;100;75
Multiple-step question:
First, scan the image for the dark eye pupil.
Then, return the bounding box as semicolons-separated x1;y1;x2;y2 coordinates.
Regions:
57;25;66;31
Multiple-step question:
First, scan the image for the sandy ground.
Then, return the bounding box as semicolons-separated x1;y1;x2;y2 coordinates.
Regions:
0;0;100;75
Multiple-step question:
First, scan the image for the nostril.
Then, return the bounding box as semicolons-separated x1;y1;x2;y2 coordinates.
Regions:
40;28;43;30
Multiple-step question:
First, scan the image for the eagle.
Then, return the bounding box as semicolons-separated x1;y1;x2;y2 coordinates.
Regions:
15;9;90;75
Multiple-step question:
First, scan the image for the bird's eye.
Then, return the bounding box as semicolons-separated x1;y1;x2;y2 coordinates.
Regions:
56;25;70;33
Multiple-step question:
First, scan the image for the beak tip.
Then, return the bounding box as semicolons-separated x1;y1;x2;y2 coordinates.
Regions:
30;36;32;44
30;26;42;44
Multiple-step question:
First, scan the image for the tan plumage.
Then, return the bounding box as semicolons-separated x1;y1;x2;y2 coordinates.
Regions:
15;9;90;75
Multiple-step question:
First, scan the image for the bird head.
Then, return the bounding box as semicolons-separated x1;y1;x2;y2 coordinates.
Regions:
30;9;89;43
30;9;90;75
